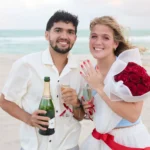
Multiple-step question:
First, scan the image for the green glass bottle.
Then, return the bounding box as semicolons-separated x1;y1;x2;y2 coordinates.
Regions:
39;76;55;136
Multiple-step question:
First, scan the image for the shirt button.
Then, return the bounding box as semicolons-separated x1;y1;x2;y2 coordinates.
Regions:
58;80;59;82
57;95;58;98
56;110;58;113
49;140;52;142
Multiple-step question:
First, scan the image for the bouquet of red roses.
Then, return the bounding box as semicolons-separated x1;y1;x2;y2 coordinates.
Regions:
114;62;150;96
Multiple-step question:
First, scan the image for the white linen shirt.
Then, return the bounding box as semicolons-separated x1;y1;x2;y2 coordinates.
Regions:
2;49;85;150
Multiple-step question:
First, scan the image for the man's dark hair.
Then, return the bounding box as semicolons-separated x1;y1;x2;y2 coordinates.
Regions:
46;10;79;34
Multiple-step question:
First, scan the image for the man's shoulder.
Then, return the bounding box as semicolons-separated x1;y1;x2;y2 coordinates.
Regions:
23;51;43;61
16;51;43;64
12;50;44;69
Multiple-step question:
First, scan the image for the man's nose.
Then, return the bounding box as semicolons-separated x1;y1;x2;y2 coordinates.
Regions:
60;31;68;39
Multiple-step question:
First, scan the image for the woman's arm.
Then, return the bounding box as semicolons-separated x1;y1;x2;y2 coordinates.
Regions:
96;89;143;122
80;60;143;123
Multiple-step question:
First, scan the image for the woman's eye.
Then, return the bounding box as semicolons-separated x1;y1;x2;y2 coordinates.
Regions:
104;37;109;40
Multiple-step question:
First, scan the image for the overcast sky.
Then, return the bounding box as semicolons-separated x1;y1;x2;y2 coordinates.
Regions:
0;0;150;30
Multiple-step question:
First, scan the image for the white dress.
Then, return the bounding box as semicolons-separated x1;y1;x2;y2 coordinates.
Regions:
80;48;150;150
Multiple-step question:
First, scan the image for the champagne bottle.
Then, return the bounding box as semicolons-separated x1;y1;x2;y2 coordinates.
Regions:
39;76;55;136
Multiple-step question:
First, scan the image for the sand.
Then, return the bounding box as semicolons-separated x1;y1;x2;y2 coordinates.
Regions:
0;53;150;150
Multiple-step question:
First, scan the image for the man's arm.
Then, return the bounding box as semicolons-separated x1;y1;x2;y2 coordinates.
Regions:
72;100;85;121
0;94;50;130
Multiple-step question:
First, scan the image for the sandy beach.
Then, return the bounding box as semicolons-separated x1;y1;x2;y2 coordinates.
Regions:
0;53;150;150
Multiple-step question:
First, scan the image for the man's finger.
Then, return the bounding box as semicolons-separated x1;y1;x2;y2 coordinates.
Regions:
36;124;47;130
62;93;73;98
34;110;47;115
37;120;49;126
35;115;50;121
61;88;74;94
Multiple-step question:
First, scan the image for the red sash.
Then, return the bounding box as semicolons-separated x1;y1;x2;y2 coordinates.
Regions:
59;103;73;116
92;128;150;150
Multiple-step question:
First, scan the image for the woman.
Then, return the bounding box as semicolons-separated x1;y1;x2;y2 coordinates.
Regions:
80;16;150;149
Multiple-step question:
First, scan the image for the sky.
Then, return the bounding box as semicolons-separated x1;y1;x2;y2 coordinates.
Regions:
0;0;150;30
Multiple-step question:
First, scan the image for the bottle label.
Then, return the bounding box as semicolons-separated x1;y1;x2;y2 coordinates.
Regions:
48;118;55;129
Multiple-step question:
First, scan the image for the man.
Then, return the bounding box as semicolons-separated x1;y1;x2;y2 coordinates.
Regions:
0;10;85;150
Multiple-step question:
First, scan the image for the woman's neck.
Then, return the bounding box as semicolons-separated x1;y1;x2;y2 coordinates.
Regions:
97;55;116;78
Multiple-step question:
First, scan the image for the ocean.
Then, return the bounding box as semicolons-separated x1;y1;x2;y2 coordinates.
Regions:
0;29;150;55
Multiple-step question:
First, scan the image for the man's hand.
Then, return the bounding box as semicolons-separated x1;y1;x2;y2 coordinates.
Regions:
27;110;50;130
61;88;80;107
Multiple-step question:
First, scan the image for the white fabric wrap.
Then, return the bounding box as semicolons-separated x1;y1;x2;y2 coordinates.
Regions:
103;48;150;102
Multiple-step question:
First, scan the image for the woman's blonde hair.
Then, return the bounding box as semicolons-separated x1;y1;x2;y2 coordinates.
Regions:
90;16;139;56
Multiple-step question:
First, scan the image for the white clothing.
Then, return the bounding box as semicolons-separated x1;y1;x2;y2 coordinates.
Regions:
81;122;150;149
104;48;150;102
2;49;85;150
80;48;150;149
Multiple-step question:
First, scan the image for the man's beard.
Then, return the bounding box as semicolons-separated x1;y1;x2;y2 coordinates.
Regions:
50;41;72;54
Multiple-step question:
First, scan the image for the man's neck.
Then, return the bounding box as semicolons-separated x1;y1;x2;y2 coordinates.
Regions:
49;48;68;75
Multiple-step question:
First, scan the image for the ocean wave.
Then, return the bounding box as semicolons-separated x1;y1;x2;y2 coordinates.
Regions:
1;36;150;43
0;37;45;43
77;36;150;42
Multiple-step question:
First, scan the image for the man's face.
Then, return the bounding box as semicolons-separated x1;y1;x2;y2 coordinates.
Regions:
45;21;77;54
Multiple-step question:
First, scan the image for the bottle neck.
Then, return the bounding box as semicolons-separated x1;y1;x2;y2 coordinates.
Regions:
43;81;51;98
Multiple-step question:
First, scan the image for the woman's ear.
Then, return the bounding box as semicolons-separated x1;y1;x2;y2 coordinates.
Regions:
114;41;119;50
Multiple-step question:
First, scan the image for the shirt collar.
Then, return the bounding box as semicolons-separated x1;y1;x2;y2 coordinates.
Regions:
42;49;78;68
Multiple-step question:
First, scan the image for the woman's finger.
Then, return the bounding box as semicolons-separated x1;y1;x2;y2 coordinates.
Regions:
83;105;92;109
80;71;88;81
96;66;101;74
87;60;95;72
80;64;89;76
82;61;92;75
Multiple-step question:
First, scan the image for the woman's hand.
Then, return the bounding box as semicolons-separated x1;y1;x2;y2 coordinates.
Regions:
80;60;104;91
82;97;95;117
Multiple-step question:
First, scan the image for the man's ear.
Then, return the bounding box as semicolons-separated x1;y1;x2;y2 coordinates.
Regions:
74;35;77;42
45;31;49;41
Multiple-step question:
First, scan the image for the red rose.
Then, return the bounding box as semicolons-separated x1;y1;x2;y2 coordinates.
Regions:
124;81;137;96
142;75;150;87
114;62;150;96
137;84;149;96
129;73;141;84
114;72;129;83
125;62;147;77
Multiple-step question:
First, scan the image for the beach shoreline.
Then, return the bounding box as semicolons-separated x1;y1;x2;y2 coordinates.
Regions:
0;53;150;150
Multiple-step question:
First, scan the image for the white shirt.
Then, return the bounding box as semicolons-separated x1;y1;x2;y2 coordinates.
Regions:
2;49;85;150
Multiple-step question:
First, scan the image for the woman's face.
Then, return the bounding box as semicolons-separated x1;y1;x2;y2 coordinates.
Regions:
89;24;118;60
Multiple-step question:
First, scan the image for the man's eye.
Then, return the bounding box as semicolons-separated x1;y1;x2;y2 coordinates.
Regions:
55;29;61;32
68;30;75;34
91;36;97;38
